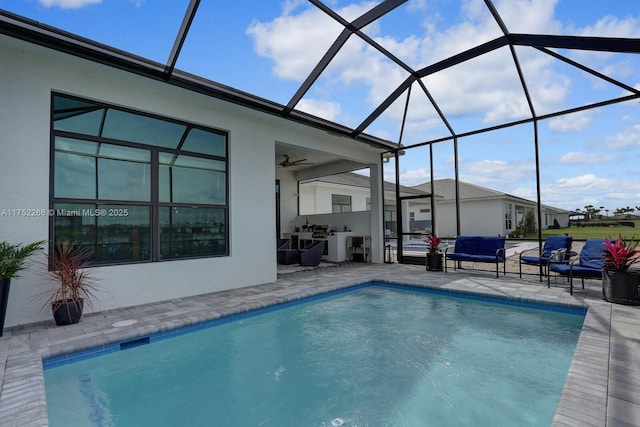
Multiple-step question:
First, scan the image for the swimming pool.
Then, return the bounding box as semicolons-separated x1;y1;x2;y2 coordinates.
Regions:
44;283;584;426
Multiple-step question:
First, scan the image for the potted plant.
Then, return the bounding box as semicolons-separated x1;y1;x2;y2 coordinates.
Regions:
0;240;46;336
602;236;640;305
42;241;98;325
426;233;443;271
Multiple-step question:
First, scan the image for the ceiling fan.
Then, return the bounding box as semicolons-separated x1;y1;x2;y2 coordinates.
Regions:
279;154;314;168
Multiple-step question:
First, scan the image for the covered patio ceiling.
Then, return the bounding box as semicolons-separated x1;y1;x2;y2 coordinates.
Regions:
1;0;638;157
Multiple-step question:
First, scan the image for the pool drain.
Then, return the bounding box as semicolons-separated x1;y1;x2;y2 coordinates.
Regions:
112;319;138;327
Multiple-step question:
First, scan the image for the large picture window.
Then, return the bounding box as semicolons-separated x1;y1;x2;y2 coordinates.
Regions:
51;94;229;265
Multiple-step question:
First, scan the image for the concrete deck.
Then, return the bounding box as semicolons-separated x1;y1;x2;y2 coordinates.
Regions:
0;263;638;426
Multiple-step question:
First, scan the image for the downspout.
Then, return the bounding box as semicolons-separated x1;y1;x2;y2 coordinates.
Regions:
429;142;436;235
395;150;402;262
453;136;461;236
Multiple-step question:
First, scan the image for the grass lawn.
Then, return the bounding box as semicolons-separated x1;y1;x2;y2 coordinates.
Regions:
542;220;639;240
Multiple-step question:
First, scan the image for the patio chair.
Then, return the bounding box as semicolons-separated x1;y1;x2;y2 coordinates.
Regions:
547;238;606;295
277;238;298;265
299;240;325;266
519;235;573;280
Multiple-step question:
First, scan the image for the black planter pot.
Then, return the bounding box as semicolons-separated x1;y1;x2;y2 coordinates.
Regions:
52;298;84;326
602;270;640;305
426;253;443;271
0;278;11;337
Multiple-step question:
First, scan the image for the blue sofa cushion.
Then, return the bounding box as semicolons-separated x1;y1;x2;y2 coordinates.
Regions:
448;254;502;263
549;263;603;277
521;235;573;266
520;255;542;265
448;236;506;261
542;235;572;255
477;237;506;258
579;238;606;269
453;236;479;255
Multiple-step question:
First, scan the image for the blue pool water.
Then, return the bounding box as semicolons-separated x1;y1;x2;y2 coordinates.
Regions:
44;284;584;427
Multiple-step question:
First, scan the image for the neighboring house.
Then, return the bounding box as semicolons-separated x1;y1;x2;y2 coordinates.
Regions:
412;179;570;237
300;175;570;238
299;172;432;237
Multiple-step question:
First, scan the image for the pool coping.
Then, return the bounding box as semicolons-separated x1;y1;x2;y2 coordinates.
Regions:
0;263;637;426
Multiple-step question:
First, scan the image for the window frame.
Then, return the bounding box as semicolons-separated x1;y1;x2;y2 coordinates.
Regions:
504;203;513;230
331;194;352;213
49;93;230;265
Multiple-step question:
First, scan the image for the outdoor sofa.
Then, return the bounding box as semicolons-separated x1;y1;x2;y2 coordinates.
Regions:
444;236;506;278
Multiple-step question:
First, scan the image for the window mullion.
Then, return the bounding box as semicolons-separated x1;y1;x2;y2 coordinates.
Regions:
151;149;160;262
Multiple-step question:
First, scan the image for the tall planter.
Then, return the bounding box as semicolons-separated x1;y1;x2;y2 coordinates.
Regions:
426;253;443;271
0;279;10;337
602;270;640;305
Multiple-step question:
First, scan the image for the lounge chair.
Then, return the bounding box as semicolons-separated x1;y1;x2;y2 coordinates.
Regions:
299;240;325;266
277;239;298;265
547;238;606;295
519;235;573;280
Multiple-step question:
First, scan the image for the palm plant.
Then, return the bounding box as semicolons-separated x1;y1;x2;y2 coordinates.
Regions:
0;240;45;336
0;240;46;280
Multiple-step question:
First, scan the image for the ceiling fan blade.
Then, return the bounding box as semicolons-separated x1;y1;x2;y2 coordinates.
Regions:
279;155;314;167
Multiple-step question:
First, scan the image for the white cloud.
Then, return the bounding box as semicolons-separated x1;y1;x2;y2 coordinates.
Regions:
547;110;594;132
397;168;430;186
553;173;609;189
541;173;640;212
460;159;535;185
295;99;341;122
493;0;562;34
577;14;640;38
602;124;640;149
39;0;101;9
511;187;535;200
247;8;341;81
247;3;376;81
559;151;615;164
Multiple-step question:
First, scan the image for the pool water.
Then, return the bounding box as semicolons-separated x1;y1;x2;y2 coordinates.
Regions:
44;285;584;427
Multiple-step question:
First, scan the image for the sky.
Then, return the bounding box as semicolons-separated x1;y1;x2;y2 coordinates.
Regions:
2;0;639;214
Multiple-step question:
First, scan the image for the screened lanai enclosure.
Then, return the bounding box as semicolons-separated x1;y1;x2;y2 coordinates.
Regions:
2;0;639;264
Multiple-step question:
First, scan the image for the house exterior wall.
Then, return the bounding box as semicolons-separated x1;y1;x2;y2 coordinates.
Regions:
299;178;569;240
0;35;381;327
437;199;505;237
299;182;369;214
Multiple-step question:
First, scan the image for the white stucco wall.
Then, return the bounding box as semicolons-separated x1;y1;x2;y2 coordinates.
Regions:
0;35;382;328
276;170;300;235
299;183;369;215
437;199;505;237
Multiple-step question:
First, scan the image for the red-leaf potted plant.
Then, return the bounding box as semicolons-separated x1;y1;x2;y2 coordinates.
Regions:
41;242;99;325
426;233;443;271
602;236;640;305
